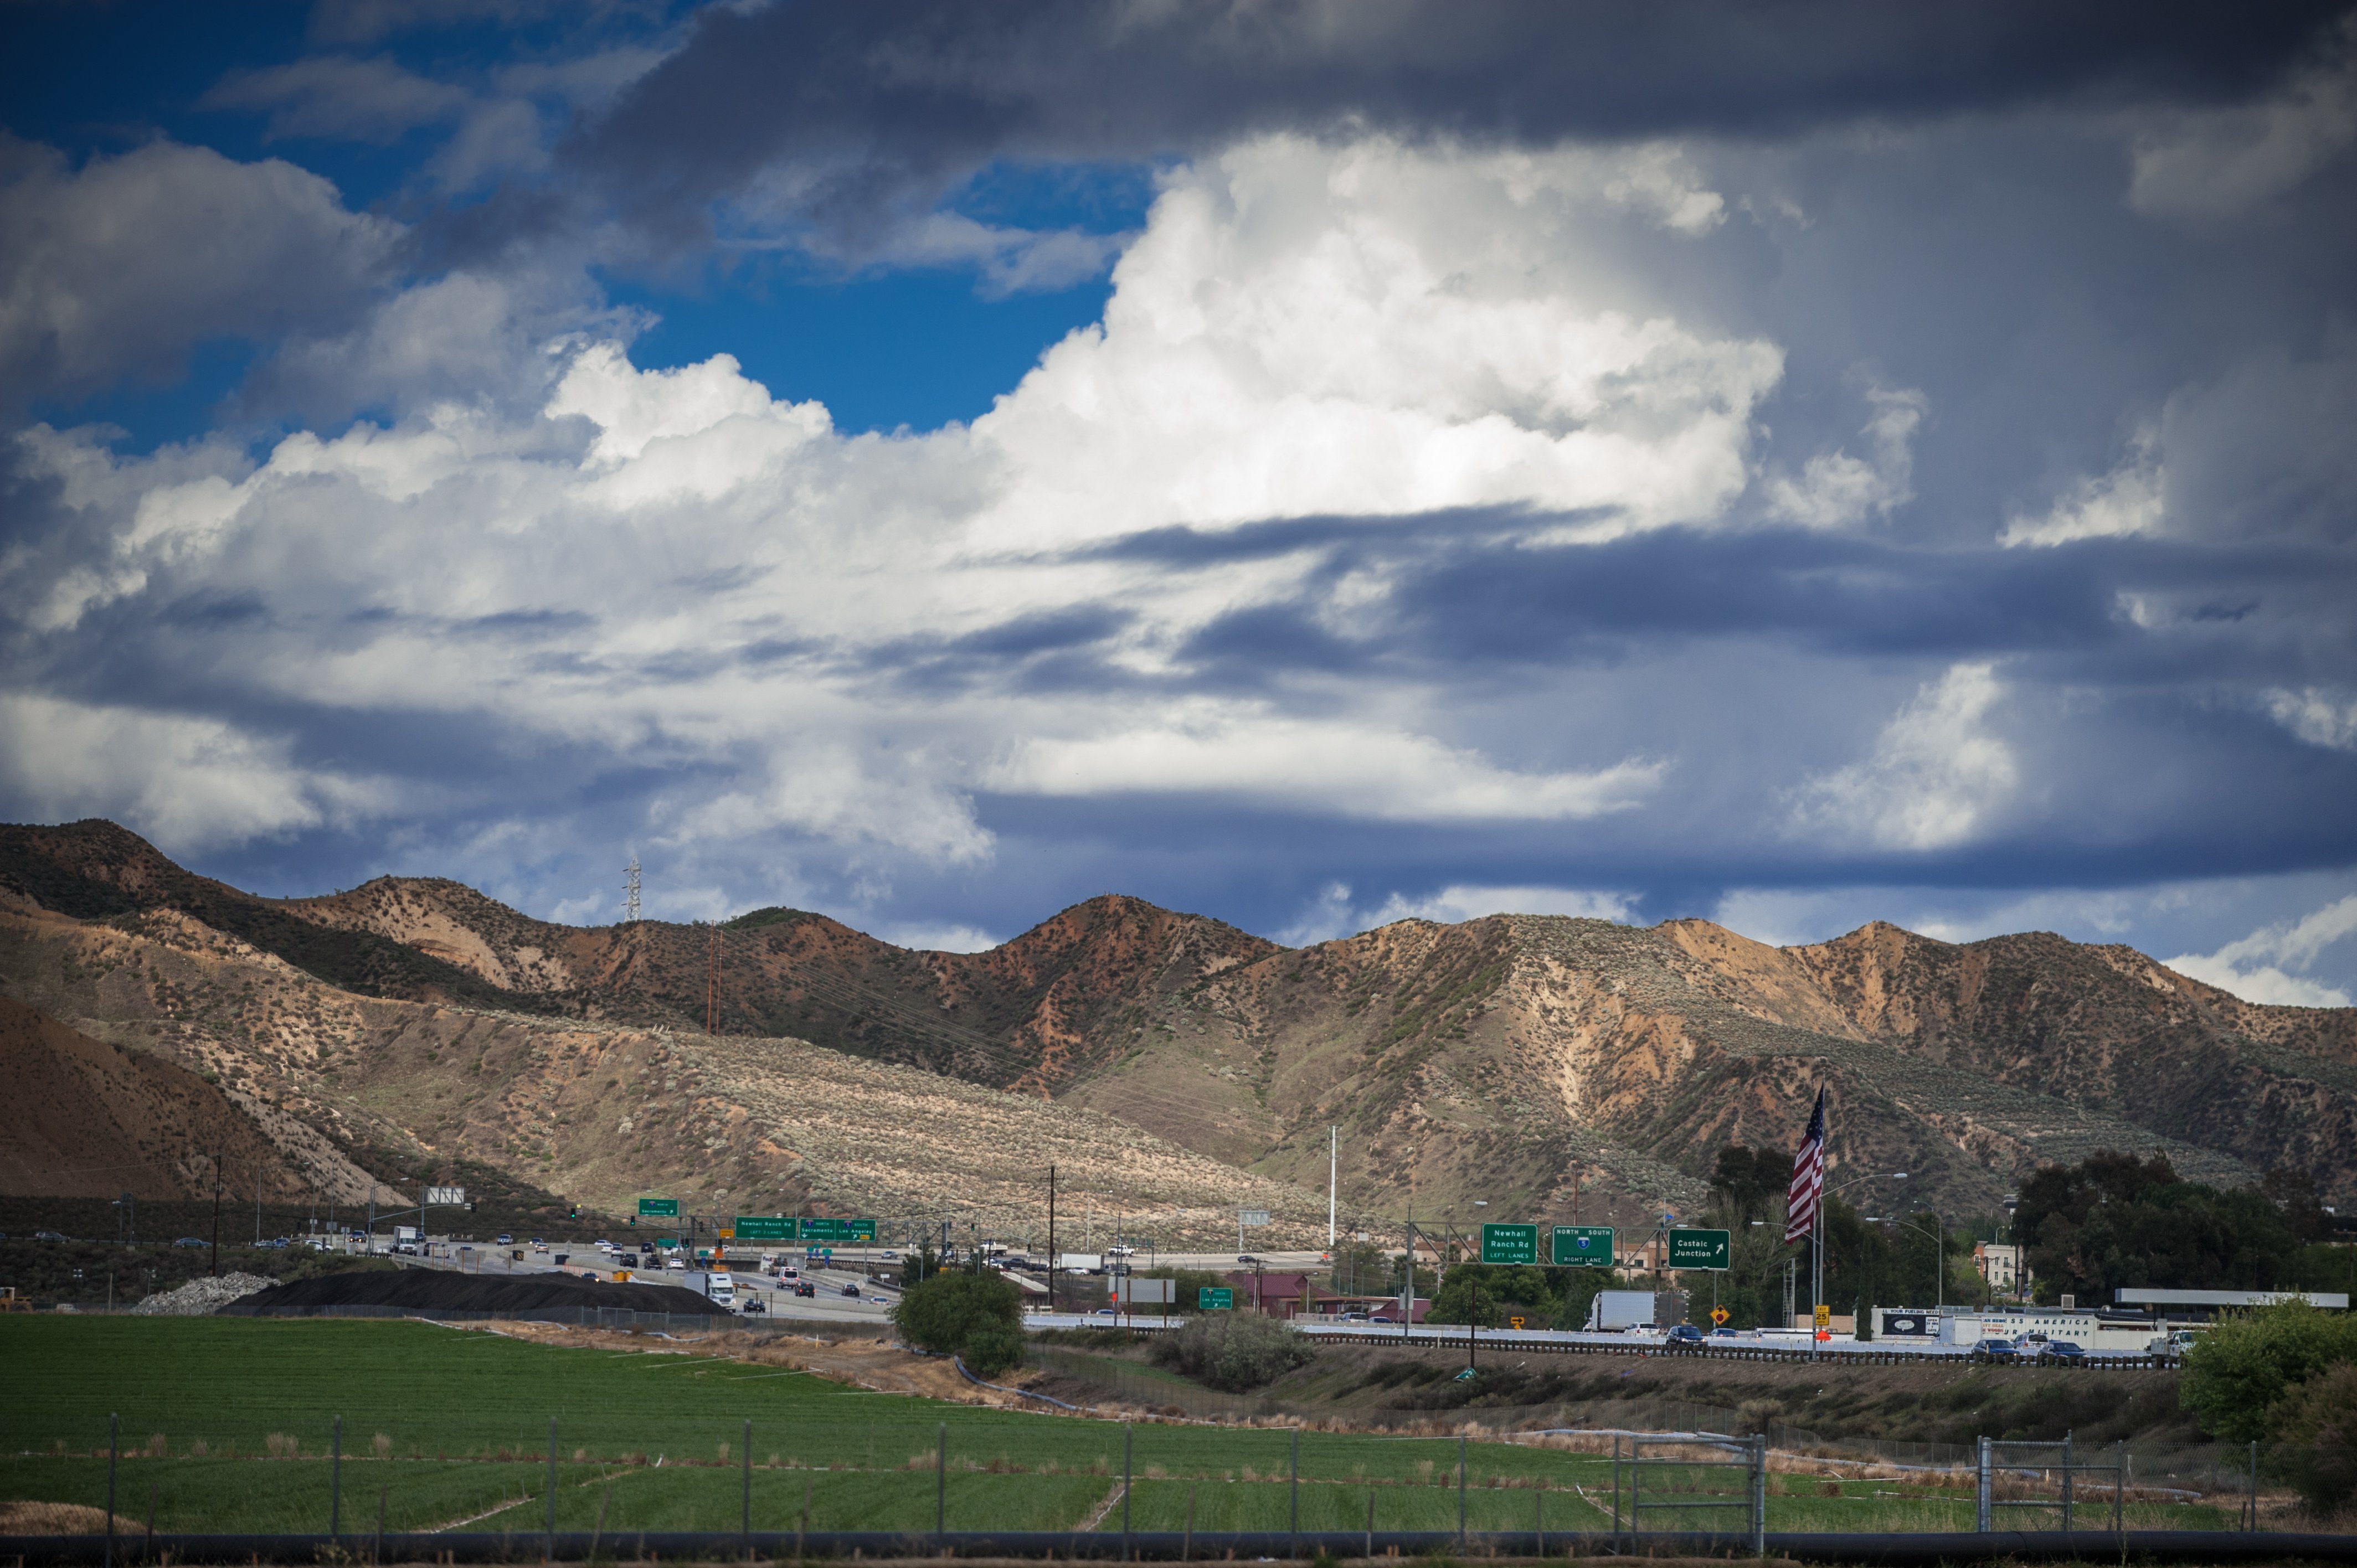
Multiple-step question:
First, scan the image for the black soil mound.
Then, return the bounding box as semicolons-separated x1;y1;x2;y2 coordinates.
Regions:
221;1266;722;1316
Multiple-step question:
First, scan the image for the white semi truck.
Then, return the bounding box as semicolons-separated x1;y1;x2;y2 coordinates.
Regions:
681;1270;737;1309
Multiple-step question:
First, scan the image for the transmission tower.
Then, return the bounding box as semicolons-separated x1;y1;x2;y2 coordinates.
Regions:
624;857;641;924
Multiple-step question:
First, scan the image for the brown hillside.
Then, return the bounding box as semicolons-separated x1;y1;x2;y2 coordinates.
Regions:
0;894;1329;1244
6;820;2355;1226
0;994;372;1201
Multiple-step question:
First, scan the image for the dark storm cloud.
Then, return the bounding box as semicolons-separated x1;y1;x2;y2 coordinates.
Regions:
1101;520;2357;692
559;0;2355;252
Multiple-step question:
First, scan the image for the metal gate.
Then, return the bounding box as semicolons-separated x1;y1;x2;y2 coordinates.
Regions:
1977;1433;2127;1532
1610;1432;1766;1552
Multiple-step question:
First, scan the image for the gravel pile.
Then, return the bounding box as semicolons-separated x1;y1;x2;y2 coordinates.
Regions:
131;1272;275;1315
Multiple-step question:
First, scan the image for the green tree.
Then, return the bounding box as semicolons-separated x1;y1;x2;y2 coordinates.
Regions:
2015;1152;2312;1304
891;1270;1023;1366
2181;1300;2357;1445
1149;1311;1315;1391
1707;1146;1789;1225
1327;1239;1391;1297
2269;1363;2357;1514
1427;1263;1560;1327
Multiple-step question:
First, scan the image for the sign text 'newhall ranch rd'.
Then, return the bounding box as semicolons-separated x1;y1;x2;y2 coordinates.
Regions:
731;1216;796;1241
1479;1223;1538;1265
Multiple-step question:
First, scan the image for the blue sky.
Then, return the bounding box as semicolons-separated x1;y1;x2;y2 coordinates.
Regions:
5;1;2357;1006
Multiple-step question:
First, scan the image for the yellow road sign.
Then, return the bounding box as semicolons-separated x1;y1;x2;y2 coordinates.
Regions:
1711;1307;1730;1325
1815;1304;1831;1328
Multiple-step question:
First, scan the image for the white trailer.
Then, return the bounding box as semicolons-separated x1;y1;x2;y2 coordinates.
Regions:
1586;1289;1656;1331
681;1270;737;1309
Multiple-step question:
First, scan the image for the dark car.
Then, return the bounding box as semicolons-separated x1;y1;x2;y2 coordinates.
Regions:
794;1281;816;1297
2040;1340;2088;1362
1971;1337;2022;1363
33;1230;70;1242
1237;1254;1259;1264
840;1282;860;1297
174;1236;207;1247
1664;1323;1706;1345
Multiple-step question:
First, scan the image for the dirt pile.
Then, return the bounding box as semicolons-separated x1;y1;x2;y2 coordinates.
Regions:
0;1502;145;1535
222;1266;722;1316
0;995;370;1201
129;1271;275;1314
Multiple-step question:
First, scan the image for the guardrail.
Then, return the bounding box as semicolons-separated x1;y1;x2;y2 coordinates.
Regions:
4;1526;2350;1564
1027;1314;2174;1369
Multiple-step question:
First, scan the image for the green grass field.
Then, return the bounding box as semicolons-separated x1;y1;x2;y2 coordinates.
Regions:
0;1318;2237;1538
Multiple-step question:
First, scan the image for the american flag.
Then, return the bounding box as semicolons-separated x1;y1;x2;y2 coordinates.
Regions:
1784;1086;1826;1243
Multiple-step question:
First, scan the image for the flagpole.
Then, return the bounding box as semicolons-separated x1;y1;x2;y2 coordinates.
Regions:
1811;1093;1827;1361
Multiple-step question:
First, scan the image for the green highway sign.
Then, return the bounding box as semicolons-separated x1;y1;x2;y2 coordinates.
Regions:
637;1198;679;1217
800;1217;878;1243
733;1216;796;1241
1551;1225;1615;1268
1479;1223;1539;1265
655;1237;678;1247
1198;1287;1234;1311
1666;1229;1732;1270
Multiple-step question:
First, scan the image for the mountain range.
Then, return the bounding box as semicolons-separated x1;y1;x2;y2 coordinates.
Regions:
4;819;2352;1243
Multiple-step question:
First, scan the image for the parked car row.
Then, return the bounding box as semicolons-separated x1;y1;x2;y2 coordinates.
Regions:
1970;1334;2089;1362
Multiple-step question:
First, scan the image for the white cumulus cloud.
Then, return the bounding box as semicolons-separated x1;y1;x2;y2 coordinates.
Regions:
2166;895;2357;1007
1789;663;2019;851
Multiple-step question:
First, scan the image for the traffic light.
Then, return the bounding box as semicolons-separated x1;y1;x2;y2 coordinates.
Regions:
569;1204;579;1219
627;1216;637;1227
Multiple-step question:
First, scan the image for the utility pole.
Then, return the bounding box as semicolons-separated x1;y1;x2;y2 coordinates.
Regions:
1328;1126;1337;1247
209;1154;223;1277
1047;1164;1058;1316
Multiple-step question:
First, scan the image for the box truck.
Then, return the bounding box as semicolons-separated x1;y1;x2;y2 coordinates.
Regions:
1584;1290;1657;1331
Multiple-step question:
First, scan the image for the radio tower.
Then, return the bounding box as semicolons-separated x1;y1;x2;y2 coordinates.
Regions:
624;857;641;924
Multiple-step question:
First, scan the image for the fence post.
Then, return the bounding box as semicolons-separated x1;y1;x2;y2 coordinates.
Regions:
332;1415;342;1542
1977;1437;1990;1531
1289;1427;1300;1559
2121;1433;2140;1537
546;1416;557;1564
375;1486;385;1566
936;1422;947;1545
1458;1432;1467;1544
2062;1430;2073;1533
744;1419;754;1561
1363;1488;1372;1561
1612;1436;1623;1542
105;1413;117;1568
2248;1440;2258;1532
1122;1424;1134;1562
1751;1434;1766;1556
